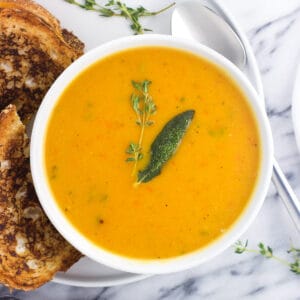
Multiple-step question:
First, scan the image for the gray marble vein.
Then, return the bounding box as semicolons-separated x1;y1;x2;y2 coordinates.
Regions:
1;0;300;299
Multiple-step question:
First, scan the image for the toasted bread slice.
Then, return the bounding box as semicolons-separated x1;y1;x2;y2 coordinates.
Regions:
0;1;84;122
0;0;61;34
0;105;82;291
0;0;84;57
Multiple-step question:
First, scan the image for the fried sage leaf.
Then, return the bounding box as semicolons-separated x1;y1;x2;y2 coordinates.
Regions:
137;110;195;184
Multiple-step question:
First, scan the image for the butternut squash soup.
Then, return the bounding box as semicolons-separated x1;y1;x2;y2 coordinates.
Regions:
45;47;260;259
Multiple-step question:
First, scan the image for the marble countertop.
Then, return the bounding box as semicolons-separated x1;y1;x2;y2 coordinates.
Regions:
1;0;300;299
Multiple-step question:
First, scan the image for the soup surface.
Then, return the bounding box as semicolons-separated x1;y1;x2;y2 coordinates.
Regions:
45;47;260;259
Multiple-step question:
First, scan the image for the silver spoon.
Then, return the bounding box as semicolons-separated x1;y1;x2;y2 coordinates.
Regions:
172;0;300;233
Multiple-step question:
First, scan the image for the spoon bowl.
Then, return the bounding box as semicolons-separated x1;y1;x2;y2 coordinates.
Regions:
172;0;246;68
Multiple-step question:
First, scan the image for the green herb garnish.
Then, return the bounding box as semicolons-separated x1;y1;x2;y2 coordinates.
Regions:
126;80;156;175
64;0;175;34
234;240;300;275
50;165;58;180
137;110;195;184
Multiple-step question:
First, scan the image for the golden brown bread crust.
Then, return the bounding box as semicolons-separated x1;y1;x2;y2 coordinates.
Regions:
0;0;84;56
61;28;85;56
0;0;84;122
0;105;82;291
0;0;61;33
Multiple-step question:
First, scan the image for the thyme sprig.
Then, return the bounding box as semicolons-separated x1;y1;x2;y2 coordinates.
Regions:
65;0;175;34
126;80;156;175
234;240;300;274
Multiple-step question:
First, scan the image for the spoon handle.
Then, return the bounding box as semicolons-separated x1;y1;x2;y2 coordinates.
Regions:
272;159;300;233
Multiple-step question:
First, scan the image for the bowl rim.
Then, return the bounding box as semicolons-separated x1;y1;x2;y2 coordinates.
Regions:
30;34;273;274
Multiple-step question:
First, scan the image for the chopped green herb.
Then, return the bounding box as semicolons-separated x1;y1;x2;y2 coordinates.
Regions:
100;194;108;202
208;127;226;137
199;230;210;237
50;165;58;180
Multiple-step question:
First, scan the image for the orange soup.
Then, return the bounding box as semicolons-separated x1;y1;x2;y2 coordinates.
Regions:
45;47;260;259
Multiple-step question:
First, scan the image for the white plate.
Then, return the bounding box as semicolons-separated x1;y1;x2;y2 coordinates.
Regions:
53;257;149;287
33;0;264;288
292;64;300;151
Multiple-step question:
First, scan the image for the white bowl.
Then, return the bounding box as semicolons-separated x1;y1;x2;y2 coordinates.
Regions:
31;34;273;274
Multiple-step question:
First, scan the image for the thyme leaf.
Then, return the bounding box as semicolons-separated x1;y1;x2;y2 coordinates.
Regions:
234;240;248;254
126;80;156;175
64;0;175;34
234;240;300;275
